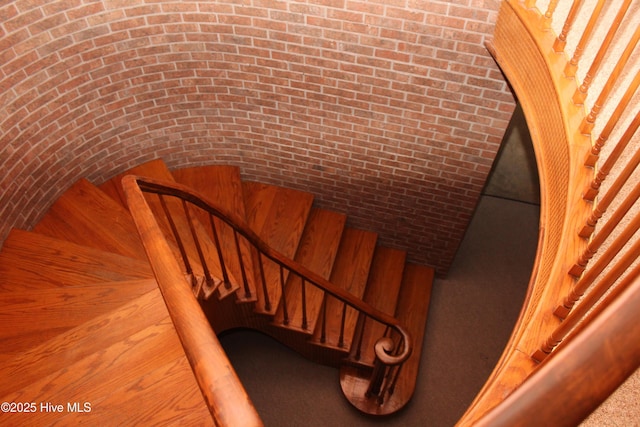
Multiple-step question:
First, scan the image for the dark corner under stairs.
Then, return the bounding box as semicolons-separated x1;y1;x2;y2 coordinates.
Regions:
0;159;435;422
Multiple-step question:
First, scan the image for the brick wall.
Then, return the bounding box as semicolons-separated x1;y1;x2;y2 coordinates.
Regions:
0;0;515;275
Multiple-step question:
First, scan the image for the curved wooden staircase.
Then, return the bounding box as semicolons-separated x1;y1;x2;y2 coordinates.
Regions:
3;1;638;425
0;159;434;425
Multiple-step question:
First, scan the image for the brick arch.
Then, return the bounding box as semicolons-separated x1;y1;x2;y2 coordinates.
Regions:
1;1;514;274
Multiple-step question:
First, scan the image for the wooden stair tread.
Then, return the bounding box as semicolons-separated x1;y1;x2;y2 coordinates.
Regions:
32;178;147;259
391;264;434;402
351;246;407;366
77;354;213;426
0;288;171;396
0;304;211;425
1;316;181;407
99;158;176;207
102;159;231;297
242;181;314;253
243;181;314;315
173;165;257;302
311;228;378;350
173;165;246;217
273;208;346;333
340;263;435;415
0;279;158;357
0;229;153;291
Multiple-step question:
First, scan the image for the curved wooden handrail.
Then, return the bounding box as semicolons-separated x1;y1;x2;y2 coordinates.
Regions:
122;174;263;427
474;271;640;427
122;174;413;404
128;174;410;344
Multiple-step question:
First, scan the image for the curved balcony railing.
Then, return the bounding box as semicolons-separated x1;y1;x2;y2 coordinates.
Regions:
459;1;640;425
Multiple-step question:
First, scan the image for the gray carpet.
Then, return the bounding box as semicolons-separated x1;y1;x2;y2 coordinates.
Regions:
219;195;540;426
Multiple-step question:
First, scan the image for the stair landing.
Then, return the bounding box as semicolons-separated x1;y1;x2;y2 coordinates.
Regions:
340;263;434;415
0;288;212;425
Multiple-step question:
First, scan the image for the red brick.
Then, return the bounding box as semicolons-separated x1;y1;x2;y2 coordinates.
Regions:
68;3;105;20
4;8;44;33
0;0;515;274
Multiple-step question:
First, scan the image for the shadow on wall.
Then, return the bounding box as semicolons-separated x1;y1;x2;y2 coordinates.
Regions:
483;103;540;205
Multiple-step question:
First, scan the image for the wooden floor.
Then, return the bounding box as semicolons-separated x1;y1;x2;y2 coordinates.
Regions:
0;159;435;422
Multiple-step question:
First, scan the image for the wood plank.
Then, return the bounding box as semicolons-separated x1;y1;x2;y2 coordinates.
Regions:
32;178;147;259
387;263;434;410
339;263;434;415
349;246;406;366
242;182;280;237
0;317;211;426
173;165;257;302
0;288;169;396
64;355;213;426
310;228;378;350
0;316;182;406
172;165;246;217
0;230;153;291
0;279;158;357
242;181;314;315
98;158;175;207
242;182;314;255
273;208;346;333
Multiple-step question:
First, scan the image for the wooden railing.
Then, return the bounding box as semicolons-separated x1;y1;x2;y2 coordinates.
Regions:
459;0;640;425
122;175;263;427
121;174;413;422
475;273;640;427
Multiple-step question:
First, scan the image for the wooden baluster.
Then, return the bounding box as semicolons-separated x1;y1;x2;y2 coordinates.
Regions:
536;238;640;361
367;326;394;404
554;0;584;53
583;110;640;202
556;258;640;356
320;297;327;343
556;206;640;319
182;201;215;288
572;0;633;104
278;264;287;324
387;363;402;396
581;25;640;136
382;333;402;397
366;360;386;403
207;214;230;289
581;130;640;237
158;194;194;282
543;0;560;29
580;201;605;239
387;337;406;396
338;302;347;348
572;180;640;275
584;70;640;166
258;253;271;312
386;337;405;395
564;0;606;78
353;315;367;361
301;277;308;330
234;231;252;298
380;365;396;402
